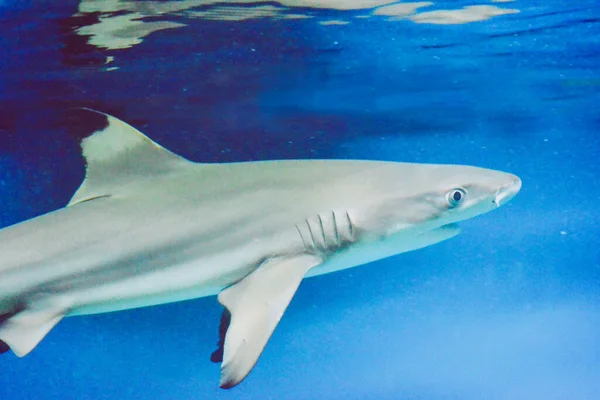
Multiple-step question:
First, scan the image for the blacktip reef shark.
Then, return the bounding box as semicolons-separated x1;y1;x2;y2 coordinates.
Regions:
0;109;521;389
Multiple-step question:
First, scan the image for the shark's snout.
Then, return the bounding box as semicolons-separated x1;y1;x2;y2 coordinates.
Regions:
493;175;521;207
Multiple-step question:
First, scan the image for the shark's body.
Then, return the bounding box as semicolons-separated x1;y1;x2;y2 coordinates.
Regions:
0;159;452;315
0;109;521;388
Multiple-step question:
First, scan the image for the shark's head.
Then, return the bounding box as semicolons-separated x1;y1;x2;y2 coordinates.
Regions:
308;162;521;277
352;163;522;243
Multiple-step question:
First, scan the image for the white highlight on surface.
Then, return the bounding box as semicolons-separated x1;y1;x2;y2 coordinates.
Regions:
76;12;185;50
282;13;314;19
410;5;519;25
373;2;432;17
319;20;351;25
186;5;283;21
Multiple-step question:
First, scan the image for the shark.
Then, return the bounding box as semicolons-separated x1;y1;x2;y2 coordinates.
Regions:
0;109;521;389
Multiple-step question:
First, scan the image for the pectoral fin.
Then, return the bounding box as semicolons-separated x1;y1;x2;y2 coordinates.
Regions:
216;254;322;389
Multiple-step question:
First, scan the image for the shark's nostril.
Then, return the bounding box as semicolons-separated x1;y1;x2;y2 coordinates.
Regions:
513;177;522;192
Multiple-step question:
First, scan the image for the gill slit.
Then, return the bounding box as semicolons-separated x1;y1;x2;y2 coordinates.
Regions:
332;210;339;247
295;224;309;252
346;210;355;241
306;218;318;251
318;214;327;249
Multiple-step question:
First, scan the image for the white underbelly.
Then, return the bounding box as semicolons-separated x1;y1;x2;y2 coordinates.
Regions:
306;223;461;277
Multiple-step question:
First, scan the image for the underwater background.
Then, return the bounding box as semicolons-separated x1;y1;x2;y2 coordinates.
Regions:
1;0;599;398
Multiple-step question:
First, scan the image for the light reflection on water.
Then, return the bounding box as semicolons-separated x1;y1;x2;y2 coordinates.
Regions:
73;0;519;51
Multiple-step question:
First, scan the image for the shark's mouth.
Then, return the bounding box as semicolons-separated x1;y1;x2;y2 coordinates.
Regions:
439;223;460;230
426;223;461;240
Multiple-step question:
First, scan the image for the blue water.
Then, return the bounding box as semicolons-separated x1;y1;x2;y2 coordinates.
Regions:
1;1;599;399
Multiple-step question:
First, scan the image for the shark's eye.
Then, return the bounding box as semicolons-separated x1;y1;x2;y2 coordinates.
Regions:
446;188;466;207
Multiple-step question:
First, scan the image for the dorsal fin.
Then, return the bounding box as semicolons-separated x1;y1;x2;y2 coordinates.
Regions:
67;108;191;206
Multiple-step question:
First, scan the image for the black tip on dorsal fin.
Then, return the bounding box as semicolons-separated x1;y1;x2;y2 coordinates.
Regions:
64;108;109;141
210;309;231;364
63;107;153;142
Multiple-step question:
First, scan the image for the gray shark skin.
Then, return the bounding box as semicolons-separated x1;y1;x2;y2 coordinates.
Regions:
0;109;521;389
